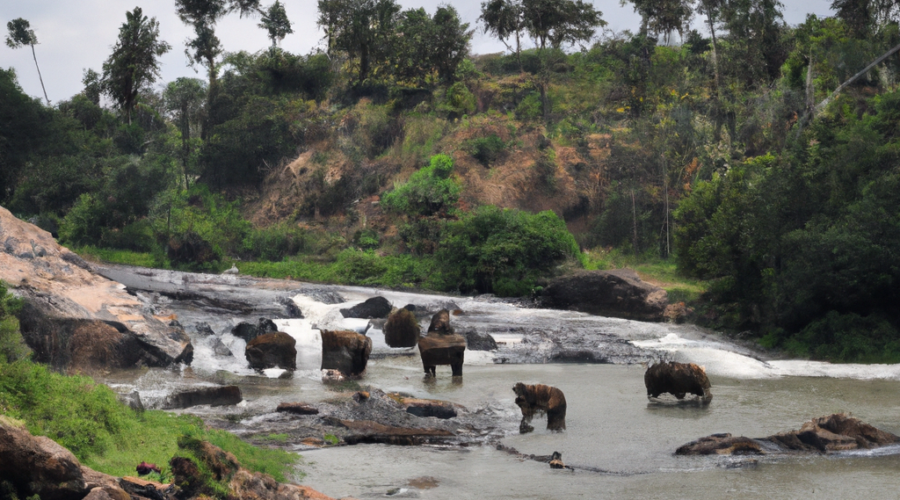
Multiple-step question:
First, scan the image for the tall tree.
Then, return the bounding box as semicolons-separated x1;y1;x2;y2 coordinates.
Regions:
5;18;49;105
625;0;693;44
431;6;472;82
259;1;293;48
480;0;527;72
721;0;787;85
101;8;171;124
164;77;207;187
317;0;401;84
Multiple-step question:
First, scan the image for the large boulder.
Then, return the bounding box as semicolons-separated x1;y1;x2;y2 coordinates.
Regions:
245;332;297;371
676;413;900;456
462;328;497;351
321;329;372;376
542;269;668;321
383;308;420;348
0;206;193;372
340;296;392;319
417;310;466;377
163;385;243;409
644;361;712;403
0;417;88;500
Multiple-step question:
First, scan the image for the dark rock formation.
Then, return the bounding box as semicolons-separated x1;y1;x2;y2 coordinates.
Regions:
340;296;392;319
231;318;278;343
542;269;668;321
163;386;243;409
276;403;319;415
645;361;712;403
208;336;233;357
245;332;297;371
0;417;89;500
383;308;420;348
513;383;567;433
0;207;193;373
333;419;455;445
192;322;215;336
463;329;497;351
676;414;900;456
166;231;216;266
321;329;372;376
418;310;466;377
388;393;458;419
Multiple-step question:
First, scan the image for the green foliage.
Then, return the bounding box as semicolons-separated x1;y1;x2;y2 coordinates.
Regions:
0;283;29;364
465;134;507;166
0;359;298;480
381;154;461;216
437;205;582;296
323;434;339;445
442;82;476;117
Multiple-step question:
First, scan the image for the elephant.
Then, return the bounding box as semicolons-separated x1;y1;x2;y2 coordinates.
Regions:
644;361;712;403
513;382;567;433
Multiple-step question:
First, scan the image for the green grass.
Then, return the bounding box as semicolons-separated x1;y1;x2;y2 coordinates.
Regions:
75;245;169;269
0;360;300;482
584;247;707;303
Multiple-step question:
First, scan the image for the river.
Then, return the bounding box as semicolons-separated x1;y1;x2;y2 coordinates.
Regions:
95;266;900;499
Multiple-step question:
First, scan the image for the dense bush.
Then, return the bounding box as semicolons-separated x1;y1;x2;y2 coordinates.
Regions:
437;206;582;296
466;134;507;167
381;154;461;216
0;283;28;364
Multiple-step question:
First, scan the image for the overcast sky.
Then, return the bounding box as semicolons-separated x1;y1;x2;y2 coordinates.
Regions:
2;0;834;104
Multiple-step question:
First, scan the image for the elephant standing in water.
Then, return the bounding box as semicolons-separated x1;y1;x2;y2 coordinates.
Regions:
513;383;567;433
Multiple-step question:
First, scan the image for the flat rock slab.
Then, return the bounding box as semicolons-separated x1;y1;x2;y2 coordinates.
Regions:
276;403;319;415
388;393;459;419
676;413;900;456
543;269;668;322
0;206;192;372
163;386;243;409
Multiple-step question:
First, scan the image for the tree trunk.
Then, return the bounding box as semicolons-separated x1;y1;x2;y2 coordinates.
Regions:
805;52;814;114
30;43;50;105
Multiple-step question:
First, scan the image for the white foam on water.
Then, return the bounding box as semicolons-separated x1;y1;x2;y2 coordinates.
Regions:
632;333;900;381
274;318;323;371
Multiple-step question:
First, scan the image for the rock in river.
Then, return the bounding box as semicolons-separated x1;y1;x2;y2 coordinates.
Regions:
542;269;668;322
245;332;297;371
340;296;392;319
0;206;193;372
676;413;900;455
163;385;243;409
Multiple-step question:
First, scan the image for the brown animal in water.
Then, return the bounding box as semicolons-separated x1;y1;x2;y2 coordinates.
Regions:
513;383;567;433
644;361;712;403
418;310;466;377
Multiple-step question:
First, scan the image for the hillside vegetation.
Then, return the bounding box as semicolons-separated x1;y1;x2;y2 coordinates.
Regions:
3;0;900;361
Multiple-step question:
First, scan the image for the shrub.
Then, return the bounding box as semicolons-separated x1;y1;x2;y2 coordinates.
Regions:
243;223;308;261
0;283;29;364
381;154;461;216
442;82;476;118
437;206;582;296
466;135;507;167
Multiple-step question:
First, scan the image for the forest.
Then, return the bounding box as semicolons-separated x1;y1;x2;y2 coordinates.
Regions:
2;0;900;362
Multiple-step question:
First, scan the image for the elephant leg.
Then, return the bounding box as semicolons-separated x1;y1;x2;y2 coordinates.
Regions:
519;416;534;434
547;410;566;431
424;365;436;376
451;362;463;377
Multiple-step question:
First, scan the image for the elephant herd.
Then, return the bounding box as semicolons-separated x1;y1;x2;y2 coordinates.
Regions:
321;305;713;435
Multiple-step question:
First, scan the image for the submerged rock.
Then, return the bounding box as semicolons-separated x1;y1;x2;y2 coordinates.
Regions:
340;296;392;319
208;336;233;357
383;308;421;348
276;403;319;415
321;329;372;376
463;328;497;351
0;207;193;373
542;269;668;321
676;414;900;456
645;361;712;403
163;385;243;409
245;332;297;371
418;310;466;377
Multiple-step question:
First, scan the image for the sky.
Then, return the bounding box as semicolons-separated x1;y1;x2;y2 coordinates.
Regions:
2;0;835;104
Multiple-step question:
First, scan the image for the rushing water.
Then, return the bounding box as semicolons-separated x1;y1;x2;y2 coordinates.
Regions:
96;267;900;499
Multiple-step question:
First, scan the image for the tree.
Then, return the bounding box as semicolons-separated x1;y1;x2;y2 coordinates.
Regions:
317;0;401;84
721;0;787;85
259;1;293;48
431;6;472;82
5;18;49;105
625;0;694;44
101;8;171;124
164;77;207;187
82;69;102;105
480;0;527;72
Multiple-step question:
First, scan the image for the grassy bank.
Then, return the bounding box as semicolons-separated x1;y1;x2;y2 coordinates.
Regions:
584;248;708;304
0;284;299;483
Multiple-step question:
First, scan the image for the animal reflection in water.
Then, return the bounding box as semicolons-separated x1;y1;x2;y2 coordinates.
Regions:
513;383;567;433
644;361;712;404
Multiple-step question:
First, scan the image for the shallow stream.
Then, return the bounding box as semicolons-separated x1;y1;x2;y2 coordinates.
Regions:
96;267;900;499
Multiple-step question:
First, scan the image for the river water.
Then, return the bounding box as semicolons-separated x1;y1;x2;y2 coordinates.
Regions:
96;267;900;499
